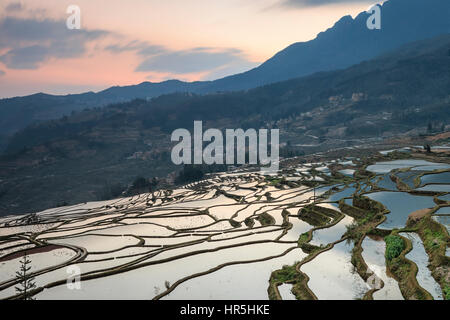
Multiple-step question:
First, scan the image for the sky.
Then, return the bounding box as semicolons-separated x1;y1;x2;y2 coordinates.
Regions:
0;0;380;98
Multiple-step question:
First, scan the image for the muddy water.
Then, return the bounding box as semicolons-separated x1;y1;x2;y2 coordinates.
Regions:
361;236;403;300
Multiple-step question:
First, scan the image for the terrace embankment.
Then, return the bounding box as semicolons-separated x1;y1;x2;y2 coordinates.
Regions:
407;212;450;300
384;233;434;300
268;205;345;300
341;195;387;299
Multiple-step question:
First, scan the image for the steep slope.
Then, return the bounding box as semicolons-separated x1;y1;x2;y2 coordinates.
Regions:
0;34;449;215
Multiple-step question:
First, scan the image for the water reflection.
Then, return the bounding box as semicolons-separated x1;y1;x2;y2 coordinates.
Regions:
366;192;436;229
400;232;443;300
301;241;367;300
361;235;403;300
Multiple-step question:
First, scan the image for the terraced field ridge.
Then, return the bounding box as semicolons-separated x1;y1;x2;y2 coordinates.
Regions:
0;147;449;300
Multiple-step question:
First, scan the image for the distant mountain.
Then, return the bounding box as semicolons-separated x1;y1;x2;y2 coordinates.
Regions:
0;0;449;142
0;80;205;135
0;80;209;150
1;34;449;215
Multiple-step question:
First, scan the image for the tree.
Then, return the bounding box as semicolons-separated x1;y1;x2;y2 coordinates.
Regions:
125;176;160;196
175;165;205;184
15;252;36;300
131;177;147;190
150;177;159;191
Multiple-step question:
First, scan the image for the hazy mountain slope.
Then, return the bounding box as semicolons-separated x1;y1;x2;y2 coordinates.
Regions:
0;34;449;215
0;80;207;136
1;0;449;141
213;0;450;91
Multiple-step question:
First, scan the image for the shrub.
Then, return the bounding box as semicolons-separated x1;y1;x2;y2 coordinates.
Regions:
385;235;405;261
272;265;298;283
298;232;309;244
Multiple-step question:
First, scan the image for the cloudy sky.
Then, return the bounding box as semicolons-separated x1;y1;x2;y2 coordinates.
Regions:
0;0;380;98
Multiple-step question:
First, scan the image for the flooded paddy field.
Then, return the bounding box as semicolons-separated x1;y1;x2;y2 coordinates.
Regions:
400;233;443;300
361;236;403;300
1;149;449;300
366;192;436;229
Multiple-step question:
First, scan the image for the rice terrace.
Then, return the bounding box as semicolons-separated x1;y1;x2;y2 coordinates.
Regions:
0;0;450;308
1;143;449;300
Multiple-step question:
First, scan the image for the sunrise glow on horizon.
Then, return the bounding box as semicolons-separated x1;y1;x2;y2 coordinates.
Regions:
0;0;379;98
